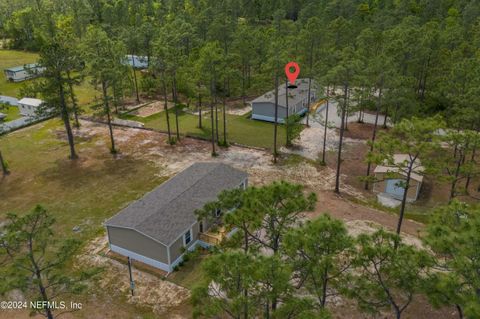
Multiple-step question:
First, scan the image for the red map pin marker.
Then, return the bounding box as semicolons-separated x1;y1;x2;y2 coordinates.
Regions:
285;62;300;85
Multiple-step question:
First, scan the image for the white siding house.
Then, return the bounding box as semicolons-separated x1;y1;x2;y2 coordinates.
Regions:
4;64;45;82
18;98;43;117
124;55;149;69
250;78;318;123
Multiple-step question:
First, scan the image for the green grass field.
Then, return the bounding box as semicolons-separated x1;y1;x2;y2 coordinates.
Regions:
0;49;39;97
0;49;99;105
1;104;21;121
0;119;164;241
121;107;289;150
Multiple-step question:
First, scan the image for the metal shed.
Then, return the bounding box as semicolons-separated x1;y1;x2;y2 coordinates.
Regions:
373;154;424;202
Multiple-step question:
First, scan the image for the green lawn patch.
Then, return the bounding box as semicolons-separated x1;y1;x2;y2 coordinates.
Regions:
121;107;289;150
0;49;99;106
0;49;39;97
1;105;21;121
0;119;164;241
167;249;209;289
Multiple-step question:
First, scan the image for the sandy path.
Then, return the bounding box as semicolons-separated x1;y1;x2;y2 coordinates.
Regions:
309;191;424;237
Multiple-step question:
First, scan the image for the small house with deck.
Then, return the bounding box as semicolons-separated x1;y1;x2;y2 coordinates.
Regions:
105;162;248;272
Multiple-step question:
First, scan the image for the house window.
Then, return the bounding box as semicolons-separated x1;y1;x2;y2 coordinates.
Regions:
184;229;191;245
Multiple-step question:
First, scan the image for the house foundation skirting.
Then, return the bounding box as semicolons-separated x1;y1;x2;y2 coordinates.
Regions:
110;240;213;273
110;243;171;272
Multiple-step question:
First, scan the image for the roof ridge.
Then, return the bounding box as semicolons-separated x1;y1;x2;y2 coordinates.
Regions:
132;162;220;228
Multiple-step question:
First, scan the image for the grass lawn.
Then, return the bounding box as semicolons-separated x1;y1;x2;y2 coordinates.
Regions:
0;119;164;241
0;49;39;97
1;105;21;121
167;250;209;289
0;49;99;105
121;107;289;150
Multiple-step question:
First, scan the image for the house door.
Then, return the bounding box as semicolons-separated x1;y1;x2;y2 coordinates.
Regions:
199;221;203;233
385;179;405;199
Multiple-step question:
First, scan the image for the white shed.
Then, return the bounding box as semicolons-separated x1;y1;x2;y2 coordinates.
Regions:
18;98;43;117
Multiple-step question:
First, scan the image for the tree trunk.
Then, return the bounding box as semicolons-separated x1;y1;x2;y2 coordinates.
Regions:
215;104;219;144
306;76;312;127
0;150;9;175
285;78;289;146
59;77;77;159
365;86;383;190
28;237;54;319
210;99;216;156
465;144;476;191
335;84;348;193
393;102;400;124
242;63;246;106
132;54;140;103
344;88;350;131
306;40;314;127
449;154;463;201
396;164;413;235
173;75;180;141
210;79;217;156
273;73;279;163
102;81;116;154
455;304;464;319
321;267;328;308
162;77;172;143
222;79;227;145
321;86;330;165
66;71;80;128
383;103;389;128
198;93;202;129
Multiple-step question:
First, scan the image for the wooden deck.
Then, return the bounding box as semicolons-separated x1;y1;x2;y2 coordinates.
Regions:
199;226;229;245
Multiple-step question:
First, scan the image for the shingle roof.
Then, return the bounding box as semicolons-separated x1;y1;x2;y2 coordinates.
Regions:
250;78;317;109
105;162;247;246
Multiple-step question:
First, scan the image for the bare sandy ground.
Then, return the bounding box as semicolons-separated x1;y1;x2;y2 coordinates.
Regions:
76;236;190;316
69;120;437;317
129;100;175;117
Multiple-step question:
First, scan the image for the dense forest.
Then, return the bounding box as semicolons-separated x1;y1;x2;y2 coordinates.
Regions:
1;0;480;125
1;1;480;319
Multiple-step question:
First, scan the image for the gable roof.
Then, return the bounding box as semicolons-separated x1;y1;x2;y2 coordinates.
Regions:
18;97;43;107
4;63;41;73
250;78;317;109
105;162;247;246
374;154;424;183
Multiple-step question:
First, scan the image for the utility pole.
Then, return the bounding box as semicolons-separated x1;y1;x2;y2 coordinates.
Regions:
127;257;135;296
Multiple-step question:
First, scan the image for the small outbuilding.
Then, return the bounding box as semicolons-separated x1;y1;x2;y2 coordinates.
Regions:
373;154;424;202
105;162;248;273
124;55;149;69
18;98;43;117
4;63;45;82
250;78;318;123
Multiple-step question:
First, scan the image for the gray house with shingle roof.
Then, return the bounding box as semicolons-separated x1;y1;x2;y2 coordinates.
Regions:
250;78;318;123
105;162;248;272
